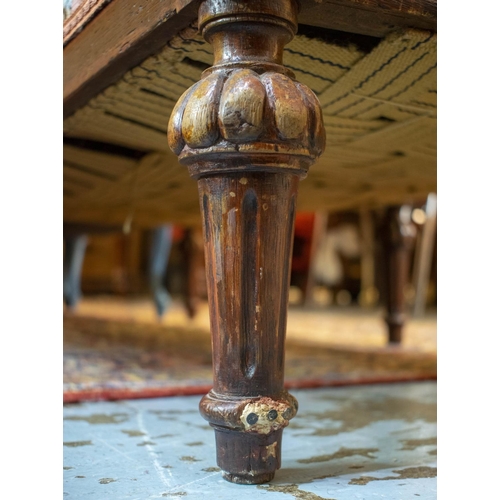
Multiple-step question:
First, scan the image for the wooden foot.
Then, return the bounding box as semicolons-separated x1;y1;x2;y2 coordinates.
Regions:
380;205;416;344
198;172;300;482
167;0;325;483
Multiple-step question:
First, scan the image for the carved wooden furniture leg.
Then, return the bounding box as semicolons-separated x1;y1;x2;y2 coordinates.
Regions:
149;225;174;317
167;0;325;484
63;233;88;308
380;205;416;344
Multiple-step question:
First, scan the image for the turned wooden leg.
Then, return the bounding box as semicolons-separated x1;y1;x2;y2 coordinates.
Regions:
63;233;88;308
380;205;416;344
167;0;325;484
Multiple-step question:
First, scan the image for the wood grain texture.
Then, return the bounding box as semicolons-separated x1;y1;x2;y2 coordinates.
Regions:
219;69;266;142
181;72;225;148
199;173;298;397
63;0;112;45
262;72;308;140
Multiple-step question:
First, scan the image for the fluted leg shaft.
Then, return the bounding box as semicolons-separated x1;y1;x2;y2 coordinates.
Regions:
198;172;298;483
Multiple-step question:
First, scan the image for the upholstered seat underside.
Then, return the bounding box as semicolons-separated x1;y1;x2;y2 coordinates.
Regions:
63;25;436;227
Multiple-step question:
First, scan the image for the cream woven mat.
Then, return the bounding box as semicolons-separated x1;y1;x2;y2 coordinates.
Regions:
64;26;436;226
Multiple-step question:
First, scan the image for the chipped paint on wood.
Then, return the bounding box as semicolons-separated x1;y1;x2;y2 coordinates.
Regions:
240;397;293;434
263;441;277;460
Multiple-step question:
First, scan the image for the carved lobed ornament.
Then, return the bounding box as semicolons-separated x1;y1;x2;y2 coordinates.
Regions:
167;0;326;178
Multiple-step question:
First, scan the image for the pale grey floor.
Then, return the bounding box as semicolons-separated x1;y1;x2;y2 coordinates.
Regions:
63;382;437;499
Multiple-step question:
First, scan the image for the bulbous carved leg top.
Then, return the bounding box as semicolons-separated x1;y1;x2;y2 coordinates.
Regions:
167;0;325;484
167;0;325;178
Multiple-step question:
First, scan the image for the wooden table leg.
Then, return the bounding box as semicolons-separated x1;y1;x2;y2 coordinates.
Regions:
167;0;325;484
380;205;416;344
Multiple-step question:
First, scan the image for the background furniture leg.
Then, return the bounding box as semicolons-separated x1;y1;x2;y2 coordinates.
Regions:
63;233;88;308
149;224;173;318
381;205;416;344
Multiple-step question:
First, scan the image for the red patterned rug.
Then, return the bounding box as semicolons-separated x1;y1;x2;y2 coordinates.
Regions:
63;315;437;403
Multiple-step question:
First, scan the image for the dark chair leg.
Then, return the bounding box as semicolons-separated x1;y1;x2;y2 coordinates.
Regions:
63;234;88;308
149;225;174;318
380;205;416;344
167;0;325;484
